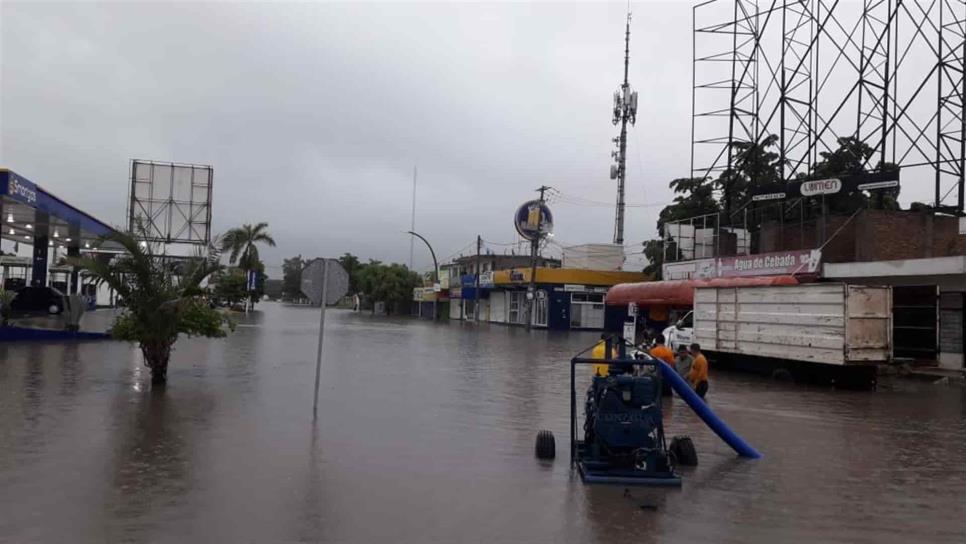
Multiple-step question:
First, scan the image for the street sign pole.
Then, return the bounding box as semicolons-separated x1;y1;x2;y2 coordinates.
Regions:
301;257;348;420
312;260;329;420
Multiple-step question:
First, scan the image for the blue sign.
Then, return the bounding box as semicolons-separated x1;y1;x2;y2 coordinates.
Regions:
514;200;553;241
247;270;258;291
2;171;38;205
0;170;114;237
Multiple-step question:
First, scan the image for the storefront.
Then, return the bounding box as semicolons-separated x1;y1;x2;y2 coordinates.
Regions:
824;256;966;369
487;267;646;330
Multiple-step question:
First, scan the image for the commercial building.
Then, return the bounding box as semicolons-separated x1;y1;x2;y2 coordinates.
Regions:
655;208;966;370
485;267;646;330
1;168;123;304
441;253;560;321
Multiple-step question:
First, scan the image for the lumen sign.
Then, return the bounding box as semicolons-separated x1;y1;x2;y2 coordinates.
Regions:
799;178;841;196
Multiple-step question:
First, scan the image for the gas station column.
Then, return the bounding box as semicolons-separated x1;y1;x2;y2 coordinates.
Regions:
67;223;81;293
31;211;50;287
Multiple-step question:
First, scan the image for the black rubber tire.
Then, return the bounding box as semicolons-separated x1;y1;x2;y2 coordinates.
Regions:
669;435;698;466
535;430;556;460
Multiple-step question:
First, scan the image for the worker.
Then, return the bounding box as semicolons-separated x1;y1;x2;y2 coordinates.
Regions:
675;344;693;379
688;343;709;399
648;335;675;369
591;333;617;377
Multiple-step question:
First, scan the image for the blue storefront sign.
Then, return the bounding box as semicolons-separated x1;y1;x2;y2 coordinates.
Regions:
2;171;38;205
1;170;113;237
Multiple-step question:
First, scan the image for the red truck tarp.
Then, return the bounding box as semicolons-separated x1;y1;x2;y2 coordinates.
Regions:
605;275;799;307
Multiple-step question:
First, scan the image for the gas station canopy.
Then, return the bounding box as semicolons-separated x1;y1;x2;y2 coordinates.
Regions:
1;168;124;288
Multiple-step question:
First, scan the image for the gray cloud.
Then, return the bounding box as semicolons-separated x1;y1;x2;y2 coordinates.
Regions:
2;2;699;274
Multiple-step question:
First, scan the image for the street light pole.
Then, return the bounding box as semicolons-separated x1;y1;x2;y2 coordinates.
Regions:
407;230;439;321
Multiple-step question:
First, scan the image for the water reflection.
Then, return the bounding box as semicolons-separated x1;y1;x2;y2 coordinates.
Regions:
0;303;964;543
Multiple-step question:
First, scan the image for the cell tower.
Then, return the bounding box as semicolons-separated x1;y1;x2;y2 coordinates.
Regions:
611;10;638;245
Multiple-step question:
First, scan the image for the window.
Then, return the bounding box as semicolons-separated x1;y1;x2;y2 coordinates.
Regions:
571;292;604;329
508;291;526;324
534;290;548;327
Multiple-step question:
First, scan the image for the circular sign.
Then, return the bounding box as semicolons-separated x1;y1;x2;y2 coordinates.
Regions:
514;200;554;241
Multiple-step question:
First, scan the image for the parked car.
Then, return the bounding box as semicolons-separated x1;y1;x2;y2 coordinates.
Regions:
10;286;66;316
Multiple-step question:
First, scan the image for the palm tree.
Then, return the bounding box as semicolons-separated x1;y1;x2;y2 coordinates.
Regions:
70;224;232;385
220;222;276;308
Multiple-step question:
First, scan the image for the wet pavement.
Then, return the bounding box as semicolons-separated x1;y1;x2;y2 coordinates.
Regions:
1;302;965;543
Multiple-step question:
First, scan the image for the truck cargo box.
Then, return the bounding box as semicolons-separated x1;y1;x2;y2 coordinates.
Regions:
693;283;892;366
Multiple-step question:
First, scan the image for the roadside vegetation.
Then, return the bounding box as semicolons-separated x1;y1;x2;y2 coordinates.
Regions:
281;252;420;315
70;223;234;385
643;137;905;279
220;222;275;310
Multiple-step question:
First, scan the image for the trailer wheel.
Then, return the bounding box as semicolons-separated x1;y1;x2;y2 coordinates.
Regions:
669;435;698;466
535;430;556;460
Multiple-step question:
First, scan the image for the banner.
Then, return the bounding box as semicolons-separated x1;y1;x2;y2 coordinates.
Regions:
716;249;822;277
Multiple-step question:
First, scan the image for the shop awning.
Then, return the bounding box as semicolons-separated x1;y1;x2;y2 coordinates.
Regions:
605;275;799;307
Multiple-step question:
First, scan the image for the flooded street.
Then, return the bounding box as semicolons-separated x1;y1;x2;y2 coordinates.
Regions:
2;303;966;543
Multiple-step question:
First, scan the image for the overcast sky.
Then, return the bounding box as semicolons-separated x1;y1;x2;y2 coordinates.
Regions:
2;1;941;276
1;1;697;274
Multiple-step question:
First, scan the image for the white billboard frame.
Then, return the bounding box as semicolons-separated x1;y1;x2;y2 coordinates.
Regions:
127;159;213;245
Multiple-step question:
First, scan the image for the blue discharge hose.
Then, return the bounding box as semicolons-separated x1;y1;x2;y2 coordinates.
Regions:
658;360;762;459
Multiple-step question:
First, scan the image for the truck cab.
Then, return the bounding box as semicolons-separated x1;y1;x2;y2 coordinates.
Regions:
662;310;693;352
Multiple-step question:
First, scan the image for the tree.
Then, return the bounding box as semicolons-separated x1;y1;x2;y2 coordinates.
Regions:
221;222;276;308
366;263;421;315
718;134;783;219
70;225;233;385
338;253;362;294
639;177;720;279
349;259;420;314
281;255;305;302
213;269;248;306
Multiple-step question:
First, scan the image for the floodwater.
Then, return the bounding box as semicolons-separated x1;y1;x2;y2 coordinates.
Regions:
1;304;965;543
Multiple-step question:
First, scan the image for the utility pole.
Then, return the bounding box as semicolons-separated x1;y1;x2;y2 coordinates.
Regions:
610;10;637;245
527;185;551;330
474;235;481;322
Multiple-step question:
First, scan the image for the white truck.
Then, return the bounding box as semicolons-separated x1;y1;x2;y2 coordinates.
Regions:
663;283;892;387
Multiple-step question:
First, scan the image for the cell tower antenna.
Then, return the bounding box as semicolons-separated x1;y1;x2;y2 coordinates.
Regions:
610;7;637;245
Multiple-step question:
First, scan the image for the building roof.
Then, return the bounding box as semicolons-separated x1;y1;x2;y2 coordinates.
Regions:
493;267;645;287
0;168;123;253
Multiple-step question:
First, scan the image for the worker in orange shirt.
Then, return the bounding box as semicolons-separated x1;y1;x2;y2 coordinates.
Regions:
688;343;710;399
648;335;675;369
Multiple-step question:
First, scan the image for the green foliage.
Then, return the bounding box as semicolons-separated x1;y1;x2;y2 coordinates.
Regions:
338;253;362;293
221;222;276;272
715;134;783;217
639;136;905;278
281;255;305;301
221;223;274;308
343;258;419;314
213;268;249;306
0;288;14;326
69;220;232;383
658;177;720;232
